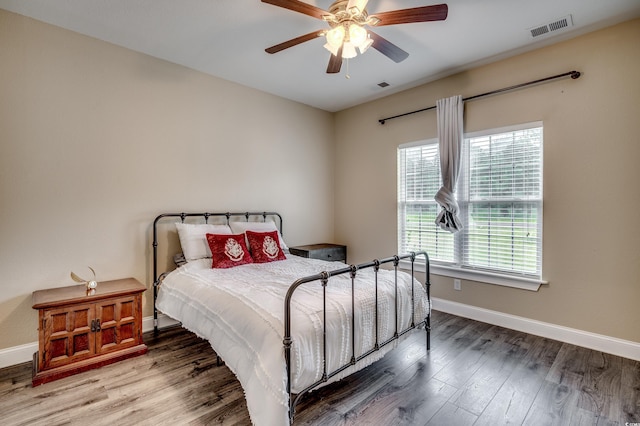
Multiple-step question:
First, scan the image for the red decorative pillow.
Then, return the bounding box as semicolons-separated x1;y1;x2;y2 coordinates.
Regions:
246;230;287;263
206;233;254;269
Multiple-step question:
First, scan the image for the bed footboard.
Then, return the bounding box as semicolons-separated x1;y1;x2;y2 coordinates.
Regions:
283;251;430;424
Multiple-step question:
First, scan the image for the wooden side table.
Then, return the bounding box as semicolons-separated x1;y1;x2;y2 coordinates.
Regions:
289;243;347;263
32;277;148;386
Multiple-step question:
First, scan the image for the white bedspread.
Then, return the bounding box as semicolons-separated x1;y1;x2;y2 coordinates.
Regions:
156;254;429;426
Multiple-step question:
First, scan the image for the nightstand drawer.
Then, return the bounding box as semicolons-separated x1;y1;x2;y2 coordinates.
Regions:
289;244;347;263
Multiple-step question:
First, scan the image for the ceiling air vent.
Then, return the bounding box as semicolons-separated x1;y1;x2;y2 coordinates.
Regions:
528;14;573;39
378;82;390;88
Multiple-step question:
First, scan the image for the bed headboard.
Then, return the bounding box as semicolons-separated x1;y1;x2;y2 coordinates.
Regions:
152;211;283;285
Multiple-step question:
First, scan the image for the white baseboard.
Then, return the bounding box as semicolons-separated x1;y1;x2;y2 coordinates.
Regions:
0;342;38;369
0;314;181;370
141;313;181;331
432;297;640;361
3;306;639;369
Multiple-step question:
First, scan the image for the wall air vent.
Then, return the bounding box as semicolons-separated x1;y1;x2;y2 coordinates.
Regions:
528;14;573;39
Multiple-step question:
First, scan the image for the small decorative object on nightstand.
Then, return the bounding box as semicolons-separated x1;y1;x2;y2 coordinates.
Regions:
70;266;98;290
289;243;347;263
31;277;148;386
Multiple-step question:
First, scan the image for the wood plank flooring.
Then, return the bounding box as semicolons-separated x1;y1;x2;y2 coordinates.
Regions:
1;310;638;425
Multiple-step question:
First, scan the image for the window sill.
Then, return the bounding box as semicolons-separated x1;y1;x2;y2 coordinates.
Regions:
399;260;548;291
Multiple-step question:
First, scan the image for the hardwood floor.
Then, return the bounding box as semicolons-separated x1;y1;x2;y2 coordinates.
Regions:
1;310;638;425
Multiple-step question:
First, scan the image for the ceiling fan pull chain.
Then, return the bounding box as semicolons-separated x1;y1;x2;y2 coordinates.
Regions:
346;58;350;79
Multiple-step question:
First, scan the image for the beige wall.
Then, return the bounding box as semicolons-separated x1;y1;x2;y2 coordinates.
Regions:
1;7;639;353
0;10;335;349
334;19;640;343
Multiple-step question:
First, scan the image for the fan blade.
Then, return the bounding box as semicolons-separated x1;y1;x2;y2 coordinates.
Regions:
368;30;409;63
265;30;323;54
372;4;448;26
327;47;343;73
261;0;328;20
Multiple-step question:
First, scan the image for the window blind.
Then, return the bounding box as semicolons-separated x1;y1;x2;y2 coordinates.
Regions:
398;142;454;262
398;123;543;280
460;126;543;276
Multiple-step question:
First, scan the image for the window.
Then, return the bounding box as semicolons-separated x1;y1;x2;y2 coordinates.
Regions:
398;123;543;287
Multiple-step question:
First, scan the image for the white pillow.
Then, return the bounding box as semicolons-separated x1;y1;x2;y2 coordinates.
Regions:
175;222;232;261
229;221;288;251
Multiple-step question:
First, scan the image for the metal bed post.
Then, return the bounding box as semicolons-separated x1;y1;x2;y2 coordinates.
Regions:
152;213;167;334
373;260;380;351
393;256;399;340
350;265;357;367
283;271;334;424
422;251;431;350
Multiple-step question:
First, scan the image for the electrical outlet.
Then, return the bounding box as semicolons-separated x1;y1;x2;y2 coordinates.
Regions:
454;279;461;291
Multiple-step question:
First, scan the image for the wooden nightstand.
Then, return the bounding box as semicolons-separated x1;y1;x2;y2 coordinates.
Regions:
289;243;347;263
32;277;148;386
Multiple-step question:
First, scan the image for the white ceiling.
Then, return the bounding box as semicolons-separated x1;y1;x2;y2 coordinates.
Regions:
2;0;639;112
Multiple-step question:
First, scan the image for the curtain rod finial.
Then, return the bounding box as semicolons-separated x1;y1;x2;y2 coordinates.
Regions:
571;71;581;79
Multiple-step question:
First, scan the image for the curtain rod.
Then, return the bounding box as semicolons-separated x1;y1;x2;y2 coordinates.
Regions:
378;70;581;125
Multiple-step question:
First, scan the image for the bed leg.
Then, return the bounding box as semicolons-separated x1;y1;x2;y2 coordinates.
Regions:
426;314;431;351
153;279;159;335
153;307;158;335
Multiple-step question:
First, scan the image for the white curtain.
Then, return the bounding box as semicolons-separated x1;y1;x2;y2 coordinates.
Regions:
435;95;464;233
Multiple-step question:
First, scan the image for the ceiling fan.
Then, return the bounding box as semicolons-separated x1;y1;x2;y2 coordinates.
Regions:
262;0;448;74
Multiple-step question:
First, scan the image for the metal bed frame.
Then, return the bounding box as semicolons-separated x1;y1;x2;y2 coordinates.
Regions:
152;211;431;424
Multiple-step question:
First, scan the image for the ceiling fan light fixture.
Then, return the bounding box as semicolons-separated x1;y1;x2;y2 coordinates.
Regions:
323;42;340;56
325;21;371;59
341;41;357;59
349;23;367;46
326;25;345;48
358;36;373;54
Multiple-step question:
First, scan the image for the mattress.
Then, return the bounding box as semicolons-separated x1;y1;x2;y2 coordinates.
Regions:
156;254;429;425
